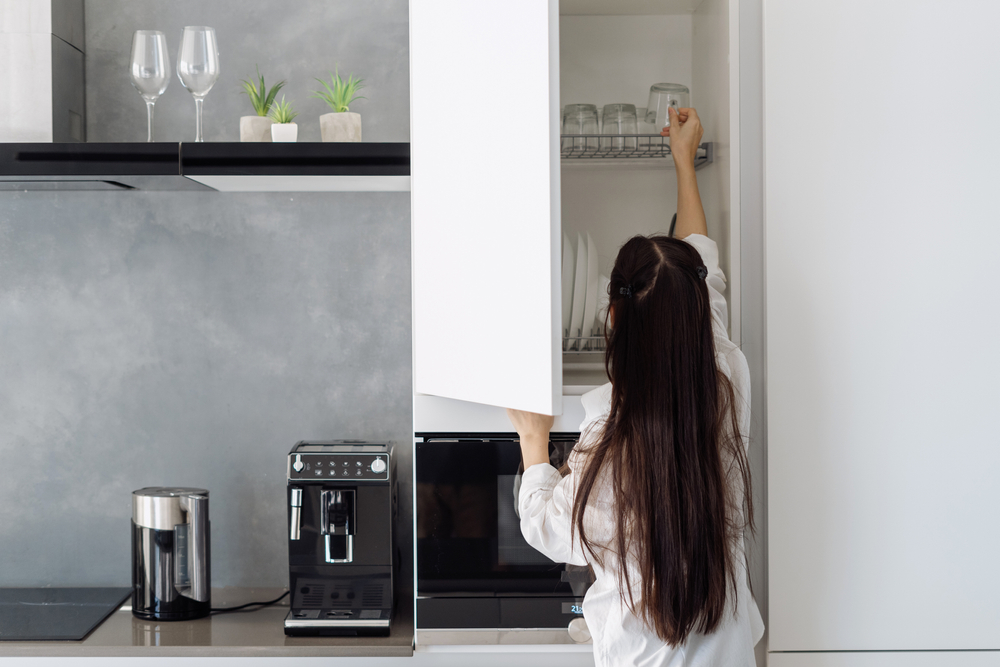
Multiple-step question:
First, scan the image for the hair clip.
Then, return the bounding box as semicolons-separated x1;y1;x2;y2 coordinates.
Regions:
619;285;632;298
697;266;708;280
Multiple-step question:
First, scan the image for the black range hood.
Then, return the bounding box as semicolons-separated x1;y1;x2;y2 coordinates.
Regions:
0;143;410;192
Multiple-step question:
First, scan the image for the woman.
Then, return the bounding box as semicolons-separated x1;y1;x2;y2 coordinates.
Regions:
508;107;764;666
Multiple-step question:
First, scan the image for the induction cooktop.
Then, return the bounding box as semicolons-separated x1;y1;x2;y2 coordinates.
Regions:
0;587;131;641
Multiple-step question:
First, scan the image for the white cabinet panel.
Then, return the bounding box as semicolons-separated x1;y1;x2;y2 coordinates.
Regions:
410;0;561;415
766;0;1000;652
769;654;1000;667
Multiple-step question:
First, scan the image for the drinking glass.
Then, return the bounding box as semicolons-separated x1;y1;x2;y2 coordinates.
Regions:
562;104;599;151
129;31;170;142
646;83;690;129
601;104;638;151
177;26;220;142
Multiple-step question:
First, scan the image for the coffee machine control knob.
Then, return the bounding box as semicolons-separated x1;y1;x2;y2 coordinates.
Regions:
292;455;304;473
370;458;386;474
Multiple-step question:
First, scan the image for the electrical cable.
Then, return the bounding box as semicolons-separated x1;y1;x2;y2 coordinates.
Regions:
209;590;289;614
668;212;677;238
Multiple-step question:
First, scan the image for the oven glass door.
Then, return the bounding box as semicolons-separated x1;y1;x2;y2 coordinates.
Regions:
416;434;584;595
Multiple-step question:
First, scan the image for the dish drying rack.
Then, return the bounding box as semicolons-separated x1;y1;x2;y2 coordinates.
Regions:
564;333;607;372
563;334;605;353
561;137;713;168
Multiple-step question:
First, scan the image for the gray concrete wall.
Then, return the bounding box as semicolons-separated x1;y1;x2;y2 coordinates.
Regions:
0;191;412;587
86;0;409;142
0;0;412;589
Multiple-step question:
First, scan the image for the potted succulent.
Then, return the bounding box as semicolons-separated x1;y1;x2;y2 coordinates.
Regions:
239;67;285;142
312;69;366;142
268;95;299;142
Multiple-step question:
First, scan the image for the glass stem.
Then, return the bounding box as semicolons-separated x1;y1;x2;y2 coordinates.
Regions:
195;97;204;142
145;100;155;142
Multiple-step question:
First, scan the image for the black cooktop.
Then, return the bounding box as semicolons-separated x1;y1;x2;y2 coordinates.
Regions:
0;587;131;641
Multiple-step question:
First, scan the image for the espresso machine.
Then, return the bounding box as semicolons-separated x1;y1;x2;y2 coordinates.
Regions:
131;487;211;621
284;440;396;636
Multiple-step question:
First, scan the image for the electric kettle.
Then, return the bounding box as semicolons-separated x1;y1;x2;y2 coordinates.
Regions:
131;487;211;620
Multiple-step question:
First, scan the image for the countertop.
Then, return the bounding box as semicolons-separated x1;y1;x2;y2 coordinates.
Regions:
0;588;413;658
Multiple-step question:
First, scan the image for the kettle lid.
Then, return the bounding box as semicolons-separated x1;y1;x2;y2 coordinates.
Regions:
133;487;208;498
132;487;208;530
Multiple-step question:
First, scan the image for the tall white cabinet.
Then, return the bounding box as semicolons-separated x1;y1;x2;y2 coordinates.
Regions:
410;0;763;660
765;0;1000;664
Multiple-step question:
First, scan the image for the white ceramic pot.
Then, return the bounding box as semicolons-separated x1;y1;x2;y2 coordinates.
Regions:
320;112;362;142
271;122;298;143
240;115;273;142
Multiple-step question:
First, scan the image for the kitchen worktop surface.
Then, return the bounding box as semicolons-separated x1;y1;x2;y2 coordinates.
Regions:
0;588;413;657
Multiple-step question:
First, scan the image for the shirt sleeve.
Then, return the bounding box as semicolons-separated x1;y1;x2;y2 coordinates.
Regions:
518;463;589;566
682;233;729;335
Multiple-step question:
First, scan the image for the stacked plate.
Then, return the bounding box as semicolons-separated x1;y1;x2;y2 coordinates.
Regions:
562;232;609;350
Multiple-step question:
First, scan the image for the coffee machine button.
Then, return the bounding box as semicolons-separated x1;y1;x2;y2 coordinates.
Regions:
292;455;304;473
370;458;387;474
356;461;362;467
315;469;323;476
356;470;363;477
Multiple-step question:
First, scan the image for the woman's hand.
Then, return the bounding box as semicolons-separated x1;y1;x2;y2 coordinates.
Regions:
661;107;704;167
507;409;554;469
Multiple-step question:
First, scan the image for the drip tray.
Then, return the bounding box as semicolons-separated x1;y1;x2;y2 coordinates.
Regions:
0;587;131;641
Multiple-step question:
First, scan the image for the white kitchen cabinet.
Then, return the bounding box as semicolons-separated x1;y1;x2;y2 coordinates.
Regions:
410;0;742;414
766;0;1000;659
410;0;764;658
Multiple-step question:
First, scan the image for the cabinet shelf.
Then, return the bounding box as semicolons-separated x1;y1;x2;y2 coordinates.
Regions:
561;138;712;169
0;142;410;191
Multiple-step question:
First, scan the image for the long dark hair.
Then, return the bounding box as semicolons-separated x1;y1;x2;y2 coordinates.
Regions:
571;235;753;644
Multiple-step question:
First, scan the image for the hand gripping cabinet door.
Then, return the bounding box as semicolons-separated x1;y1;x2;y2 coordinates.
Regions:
284;441;397;636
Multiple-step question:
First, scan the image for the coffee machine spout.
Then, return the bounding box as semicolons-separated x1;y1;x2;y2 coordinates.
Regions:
321;489;355;563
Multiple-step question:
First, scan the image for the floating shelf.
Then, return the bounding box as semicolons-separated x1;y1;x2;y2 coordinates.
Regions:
561;137;712;169
0;142;410;192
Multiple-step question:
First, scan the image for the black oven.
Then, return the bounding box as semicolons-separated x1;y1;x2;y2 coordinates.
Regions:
415;432;593;630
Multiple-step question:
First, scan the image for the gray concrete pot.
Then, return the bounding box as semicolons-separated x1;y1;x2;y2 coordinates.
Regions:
240;116;273;142
320;112;362;142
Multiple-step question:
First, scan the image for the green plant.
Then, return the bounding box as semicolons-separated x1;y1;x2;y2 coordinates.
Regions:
312;69;366;113
240;66;285;117
268;95;299;124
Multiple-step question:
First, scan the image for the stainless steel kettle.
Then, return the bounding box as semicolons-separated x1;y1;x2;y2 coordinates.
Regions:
131;487;211;620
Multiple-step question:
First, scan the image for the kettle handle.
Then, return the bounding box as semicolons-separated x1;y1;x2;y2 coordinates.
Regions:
179;493;211;602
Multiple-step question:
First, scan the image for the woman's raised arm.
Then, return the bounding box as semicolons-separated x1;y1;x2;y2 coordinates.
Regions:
662;107;707;239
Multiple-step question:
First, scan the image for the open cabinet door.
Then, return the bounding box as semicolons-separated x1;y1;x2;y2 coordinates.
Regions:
410;0;562;415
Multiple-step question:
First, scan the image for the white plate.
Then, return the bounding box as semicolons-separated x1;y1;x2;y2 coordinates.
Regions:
582;233;599;342
562;233;574;337
596;274;611;334
568;233;588;348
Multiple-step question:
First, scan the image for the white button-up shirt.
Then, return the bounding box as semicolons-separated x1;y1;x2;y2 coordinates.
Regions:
519;234;764;666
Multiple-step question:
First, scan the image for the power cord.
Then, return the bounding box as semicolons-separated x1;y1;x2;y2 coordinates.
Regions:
210;590;289;614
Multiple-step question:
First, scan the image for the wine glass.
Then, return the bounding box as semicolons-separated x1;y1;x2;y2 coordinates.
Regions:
129;30;170;142
176;26;220;142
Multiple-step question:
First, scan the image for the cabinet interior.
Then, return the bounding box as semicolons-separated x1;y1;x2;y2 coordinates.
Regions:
559;0;736;388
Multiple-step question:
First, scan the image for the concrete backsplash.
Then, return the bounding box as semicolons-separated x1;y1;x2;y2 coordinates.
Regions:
0;191;412;587
85;0;409;143
0;0;413;588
